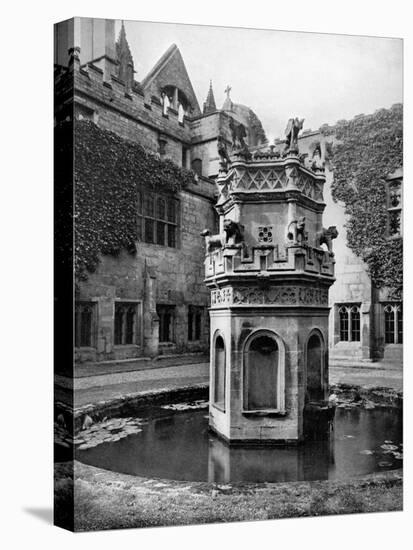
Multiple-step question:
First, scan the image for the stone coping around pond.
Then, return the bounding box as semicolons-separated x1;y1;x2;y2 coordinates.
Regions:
54;382;403;450
54;460;403;531
55;381;402;423
72;459;403;494
65;384;209;432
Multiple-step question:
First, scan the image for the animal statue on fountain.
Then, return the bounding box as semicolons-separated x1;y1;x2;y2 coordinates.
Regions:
201;219;247;254
284;117;305;154
316;226;338;254
286;216;308;245
310;142;325;172
217;135;231;172
229;118;251;159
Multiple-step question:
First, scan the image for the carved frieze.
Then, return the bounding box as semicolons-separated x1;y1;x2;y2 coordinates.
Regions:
296;173;324;201
233;168;286;191
230;165;324;202
211;287;233;306
211;285;329;307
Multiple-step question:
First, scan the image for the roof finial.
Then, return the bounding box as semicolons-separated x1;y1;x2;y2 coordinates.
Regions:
116;20;135;90
203;80;217;115
222;85;234;111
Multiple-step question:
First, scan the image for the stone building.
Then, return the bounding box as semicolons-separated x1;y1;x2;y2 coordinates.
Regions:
54;18;402;367
55;18;268;366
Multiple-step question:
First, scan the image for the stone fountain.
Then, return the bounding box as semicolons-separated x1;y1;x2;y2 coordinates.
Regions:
202;118;337;444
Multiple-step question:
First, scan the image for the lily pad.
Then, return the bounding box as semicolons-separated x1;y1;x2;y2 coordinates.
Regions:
380;444;398;451
378;461;393;468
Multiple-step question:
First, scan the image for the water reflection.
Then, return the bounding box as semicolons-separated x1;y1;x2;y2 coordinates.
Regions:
76;407;402;483
208;434;333;483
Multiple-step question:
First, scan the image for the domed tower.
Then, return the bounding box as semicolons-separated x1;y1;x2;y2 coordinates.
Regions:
221;85;268;147
203;118;337;444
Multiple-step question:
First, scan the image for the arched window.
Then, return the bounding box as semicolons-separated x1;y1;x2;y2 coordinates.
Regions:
75;302;95;348
191;158;202;176
213;334;226;410
350;305;360;341
384;303;403;344
338;304;360;342
114;302;140;345
243;331;285;412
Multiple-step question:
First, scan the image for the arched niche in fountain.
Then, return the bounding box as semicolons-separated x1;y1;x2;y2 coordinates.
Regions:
213;332;226;411
305;330;326;403
242;330;285;413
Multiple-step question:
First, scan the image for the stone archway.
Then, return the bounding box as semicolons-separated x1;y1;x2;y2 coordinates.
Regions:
213;334;226;411
306;332;325;403
242;330;285;412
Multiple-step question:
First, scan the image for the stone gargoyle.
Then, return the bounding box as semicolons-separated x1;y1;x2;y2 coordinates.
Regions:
316;226;338;253
286;216;308;245
201;218;246;254
217;135;231;172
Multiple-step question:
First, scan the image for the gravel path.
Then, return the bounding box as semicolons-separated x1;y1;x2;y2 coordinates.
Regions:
55;361;402;409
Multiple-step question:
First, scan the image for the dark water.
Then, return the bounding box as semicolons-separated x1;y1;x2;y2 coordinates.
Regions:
77;407;402;483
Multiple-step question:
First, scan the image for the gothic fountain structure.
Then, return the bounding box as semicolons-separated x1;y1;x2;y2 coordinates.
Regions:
202;118;338;444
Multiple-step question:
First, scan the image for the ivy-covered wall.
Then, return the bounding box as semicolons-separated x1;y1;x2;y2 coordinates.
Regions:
74;120;197;281
322;104;403;299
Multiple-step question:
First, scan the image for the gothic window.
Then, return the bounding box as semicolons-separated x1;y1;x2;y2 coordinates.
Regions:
213;334;226;410
191;158;202;176
338;304;361;342
384;303;403;344
188;306;203;341
75;302;95;348
137;192;178;247
350;306;361;341
136;191;142;241
243;331;285;412
182;146;189;168
114;302;140;345
157;304;176;343
158;137;167;156
387;177;402;237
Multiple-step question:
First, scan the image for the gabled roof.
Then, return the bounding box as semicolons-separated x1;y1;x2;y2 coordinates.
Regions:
141;44;201;116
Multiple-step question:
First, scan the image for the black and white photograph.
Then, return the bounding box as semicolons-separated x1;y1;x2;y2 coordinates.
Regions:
2;2;410;547
53;15;404;532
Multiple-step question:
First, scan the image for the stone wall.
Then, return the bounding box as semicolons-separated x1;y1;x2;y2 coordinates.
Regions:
76;189;216;363
73;64;192;167
297;132;375;360
55;57;221;364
